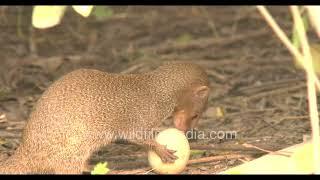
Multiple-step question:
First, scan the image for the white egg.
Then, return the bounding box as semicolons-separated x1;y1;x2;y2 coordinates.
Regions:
148;128;190;174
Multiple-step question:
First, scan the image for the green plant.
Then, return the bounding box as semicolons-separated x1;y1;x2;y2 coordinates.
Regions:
257;5;320;173
91;6;113;21
90;162;110;175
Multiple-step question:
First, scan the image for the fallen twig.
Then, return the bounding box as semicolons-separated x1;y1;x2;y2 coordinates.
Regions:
108;167;152;175
188;154;248;165
144;28;270;55
120;63;145;74
247;83;306;101
242;143;291;157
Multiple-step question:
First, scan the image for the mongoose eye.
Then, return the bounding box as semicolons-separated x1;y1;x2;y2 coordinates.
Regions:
191;114;198;120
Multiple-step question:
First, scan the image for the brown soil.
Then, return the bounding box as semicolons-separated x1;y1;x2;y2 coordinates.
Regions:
0;6;316;174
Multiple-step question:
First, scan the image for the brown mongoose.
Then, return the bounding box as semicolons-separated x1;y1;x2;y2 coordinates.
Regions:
0;62;210;174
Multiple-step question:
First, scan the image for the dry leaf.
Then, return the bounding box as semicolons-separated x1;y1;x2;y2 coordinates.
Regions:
72;6;94;17
32;6;67;29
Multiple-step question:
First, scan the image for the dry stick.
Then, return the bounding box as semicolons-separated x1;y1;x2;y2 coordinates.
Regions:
247;83;306;100
29;26;38;58
187;154;247;165
224;108;276;119
143;168;155;174
239;81;303;96
109;167;152;175
291;6;320;173
279;115;309;121
242;143;291;157
180;58;292;70
237;78;304;94
109;154;248;174
190;143;271;154
190;144;216;150
144;28;269;55
206;69;228;82
256;6;320;92
120;63;145;74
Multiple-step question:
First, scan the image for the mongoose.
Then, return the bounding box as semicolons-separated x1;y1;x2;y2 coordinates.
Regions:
0;62;210;174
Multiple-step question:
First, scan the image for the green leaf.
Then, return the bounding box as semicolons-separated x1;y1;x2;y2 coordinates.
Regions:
176;33;193;44
291;12;310;49
310;43;320;75
292;27;300;49
91;162;110;175
32;6;67;29
190;149;206;156
72;6;94;17
292;10;312;69
0;138;6;145
302;13;310;32
92;6;113;21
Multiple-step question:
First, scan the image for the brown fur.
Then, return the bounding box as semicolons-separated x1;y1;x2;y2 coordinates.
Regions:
0;62;209;174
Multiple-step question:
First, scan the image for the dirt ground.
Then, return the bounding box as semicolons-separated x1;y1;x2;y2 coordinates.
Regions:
0;6;316;174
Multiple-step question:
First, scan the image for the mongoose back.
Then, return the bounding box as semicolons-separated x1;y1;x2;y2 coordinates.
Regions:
0;62;210;174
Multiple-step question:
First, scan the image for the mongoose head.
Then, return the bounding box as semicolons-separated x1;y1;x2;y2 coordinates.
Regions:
154;62;210;133
173;83;210;133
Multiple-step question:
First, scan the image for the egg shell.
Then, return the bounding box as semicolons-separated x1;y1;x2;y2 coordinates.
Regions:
148;128;190;174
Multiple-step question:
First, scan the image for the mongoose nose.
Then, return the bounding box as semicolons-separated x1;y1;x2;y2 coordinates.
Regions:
175;125;188;133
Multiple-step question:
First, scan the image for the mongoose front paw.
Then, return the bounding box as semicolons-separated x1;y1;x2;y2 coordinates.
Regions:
155;144;178;163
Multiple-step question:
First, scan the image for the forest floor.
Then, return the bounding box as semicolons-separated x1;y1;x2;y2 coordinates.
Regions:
0;6;316;174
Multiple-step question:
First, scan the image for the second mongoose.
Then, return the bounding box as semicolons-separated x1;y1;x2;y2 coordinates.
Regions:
0;62;210;174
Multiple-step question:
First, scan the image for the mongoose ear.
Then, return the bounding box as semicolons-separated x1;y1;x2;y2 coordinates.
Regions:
194;86;209;99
